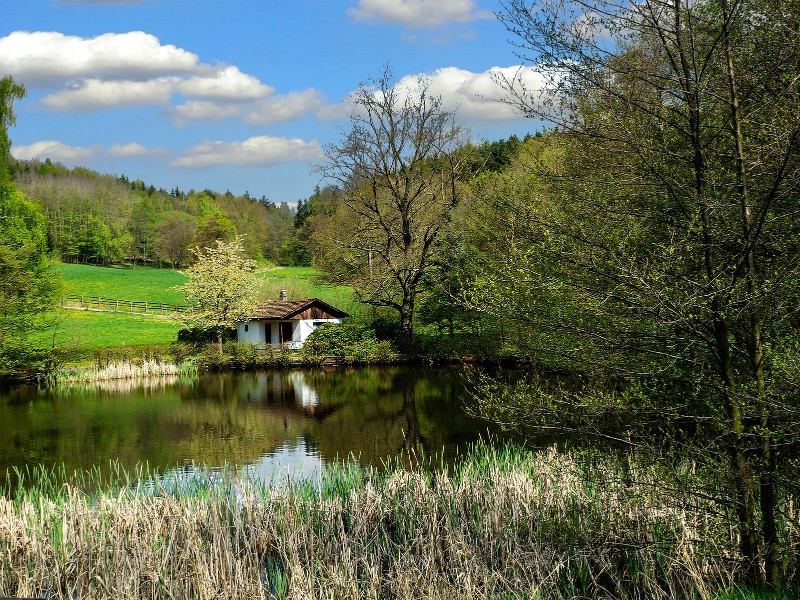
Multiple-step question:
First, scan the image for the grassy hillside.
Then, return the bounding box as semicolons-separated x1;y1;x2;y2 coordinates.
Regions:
51;263;360;352
56;263;356;309
57;263;188;304
50;311;181;348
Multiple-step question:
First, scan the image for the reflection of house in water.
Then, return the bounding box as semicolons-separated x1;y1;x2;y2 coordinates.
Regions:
237;371;337;418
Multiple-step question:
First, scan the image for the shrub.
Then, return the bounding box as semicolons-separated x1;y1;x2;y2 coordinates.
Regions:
303;323;397;363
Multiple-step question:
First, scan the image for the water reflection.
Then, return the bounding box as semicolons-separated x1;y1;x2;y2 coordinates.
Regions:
0;366;506;487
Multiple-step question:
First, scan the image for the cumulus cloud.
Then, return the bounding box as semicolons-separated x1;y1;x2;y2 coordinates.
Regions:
177;66;273;100
392;66;548;121
0;31;198;85
12;140;100;163
0;30;340;124
348;0;492;28
170;101;245;124
41;78;178;110
170;89;331;126
172;136;322;169
244;89;329;125
107;142;163;158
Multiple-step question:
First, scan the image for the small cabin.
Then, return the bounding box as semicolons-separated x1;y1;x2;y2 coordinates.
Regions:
237;291;348;349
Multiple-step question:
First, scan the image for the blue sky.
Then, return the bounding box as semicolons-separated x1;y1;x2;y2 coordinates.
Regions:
3;0;542;202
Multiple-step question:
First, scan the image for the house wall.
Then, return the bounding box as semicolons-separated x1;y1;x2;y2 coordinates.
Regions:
238;318;342;348
237;320;268;345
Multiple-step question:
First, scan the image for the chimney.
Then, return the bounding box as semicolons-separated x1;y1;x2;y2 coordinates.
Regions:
279;289;287;301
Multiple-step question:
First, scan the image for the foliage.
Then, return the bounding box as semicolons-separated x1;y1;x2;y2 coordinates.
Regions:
476;0;800;586
14;163;294;267
0;180;62;379
153;211;197;267
302;322;397;362
174;237;260;352
314;67;469;349
0;75;25;180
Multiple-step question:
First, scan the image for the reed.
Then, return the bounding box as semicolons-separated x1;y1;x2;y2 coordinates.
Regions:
41;359;198;385
0;444;796;599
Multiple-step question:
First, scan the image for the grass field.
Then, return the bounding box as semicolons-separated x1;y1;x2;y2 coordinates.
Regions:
57;263;356;309
52;263;360;351
57;263;188;304
48;310;181;348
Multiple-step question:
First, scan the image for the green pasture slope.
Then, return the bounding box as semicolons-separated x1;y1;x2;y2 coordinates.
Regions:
57;263;188;305
51;263;358;350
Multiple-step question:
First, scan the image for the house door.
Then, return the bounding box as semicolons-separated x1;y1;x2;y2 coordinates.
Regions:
280;321;294;344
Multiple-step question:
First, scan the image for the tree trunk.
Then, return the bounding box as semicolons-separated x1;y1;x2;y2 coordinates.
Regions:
398;293;415;352
720;1;777;583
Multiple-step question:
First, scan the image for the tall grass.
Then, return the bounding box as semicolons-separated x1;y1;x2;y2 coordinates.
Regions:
3;443;793;599
42;359;198;385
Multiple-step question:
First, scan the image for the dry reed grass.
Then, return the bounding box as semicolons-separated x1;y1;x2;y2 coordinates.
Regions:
44;360;198;385
0;445;785;600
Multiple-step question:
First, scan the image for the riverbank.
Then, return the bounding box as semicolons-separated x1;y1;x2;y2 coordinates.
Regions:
2;443;796;599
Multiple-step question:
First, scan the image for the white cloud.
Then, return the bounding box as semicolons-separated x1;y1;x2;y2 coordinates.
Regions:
108;142;161;158
393;66;548;121
172;136;322;169
0;31;290;115
0;31;199;85
177;66;273;100
12;140;100;163
171;101;246;124
41;78;178;110
170;89;332;126
348;0;491;28
245;90;329;125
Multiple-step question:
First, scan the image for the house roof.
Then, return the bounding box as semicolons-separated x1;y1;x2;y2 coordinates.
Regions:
246;298;349;320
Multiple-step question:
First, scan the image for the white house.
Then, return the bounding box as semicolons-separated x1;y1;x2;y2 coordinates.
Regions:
237;291;348;349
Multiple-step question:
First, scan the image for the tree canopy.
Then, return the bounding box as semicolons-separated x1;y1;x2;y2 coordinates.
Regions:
315;67;469;349
174;237;261;353
467;0;800;585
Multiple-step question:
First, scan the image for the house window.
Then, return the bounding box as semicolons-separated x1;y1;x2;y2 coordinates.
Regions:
313;321;325;329
244;324;249;332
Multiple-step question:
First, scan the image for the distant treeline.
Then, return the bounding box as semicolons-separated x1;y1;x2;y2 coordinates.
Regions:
11;159;295;267
9;135;529;270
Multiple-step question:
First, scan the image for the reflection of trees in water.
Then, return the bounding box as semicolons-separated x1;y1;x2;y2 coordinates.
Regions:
0;367;511;487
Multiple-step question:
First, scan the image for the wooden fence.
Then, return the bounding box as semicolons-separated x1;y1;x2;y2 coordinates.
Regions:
61;295;193;316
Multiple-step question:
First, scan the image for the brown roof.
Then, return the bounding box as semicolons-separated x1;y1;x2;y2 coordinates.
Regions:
247;298;348;320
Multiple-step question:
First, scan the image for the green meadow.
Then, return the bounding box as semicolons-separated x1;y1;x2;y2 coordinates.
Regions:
50;263;359;352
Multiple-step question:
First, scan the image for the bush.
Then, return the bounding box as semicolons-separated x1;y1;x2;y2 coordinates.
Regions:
303;323;398;363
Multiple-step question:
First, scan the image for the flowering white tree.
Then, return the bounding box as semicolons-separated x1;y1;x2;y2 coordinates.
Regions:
175;237;261;353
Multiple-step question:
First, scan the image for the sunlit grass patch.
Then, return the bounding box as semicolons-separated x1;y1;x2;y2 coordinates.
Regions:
57;263;188;304
48;309;180;348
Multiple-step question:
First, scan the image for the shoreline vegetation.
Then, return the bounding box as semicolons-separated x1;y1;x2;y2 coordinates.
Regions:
3;443;796;600
34;335;506;386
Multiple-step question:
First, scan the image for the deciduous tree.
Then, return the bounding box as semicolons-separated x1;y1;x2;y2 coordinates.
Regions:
475;0;800;585
316;67;468;349
174;237;260;354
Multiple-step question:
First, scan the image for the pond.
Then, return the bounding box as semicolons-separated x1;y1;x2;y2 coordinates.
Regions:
0;365;513;486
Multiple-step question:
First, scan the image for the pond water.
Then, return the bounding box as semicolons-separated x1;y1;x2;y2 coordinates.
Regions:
0;365;513;486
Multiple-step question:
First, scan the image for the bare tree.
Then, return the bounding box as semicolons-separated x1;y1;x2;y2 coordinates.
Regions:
316;67;469;349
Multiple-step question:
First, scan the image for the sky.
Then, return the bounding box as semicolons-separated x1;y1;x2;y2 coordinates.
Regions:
3;0;543;203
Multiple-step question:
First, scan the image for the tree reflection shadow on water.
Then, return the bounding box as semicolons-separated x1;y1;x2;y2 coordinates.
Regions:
1;366;508;488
